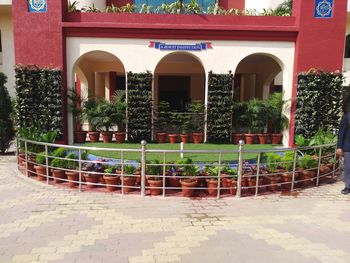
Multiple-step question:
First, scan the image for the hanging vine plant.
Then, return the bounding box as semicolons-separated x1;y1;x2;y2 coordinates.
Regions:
295;69;343;139
207;71;234;143
127;71;152;142
15;65;63;138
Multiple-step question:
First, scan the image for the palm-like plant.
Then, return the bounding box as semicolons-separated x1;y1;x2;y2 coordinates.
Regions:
84;99;99;132
266;93;288;134
245;99;269;134
67;87;86;132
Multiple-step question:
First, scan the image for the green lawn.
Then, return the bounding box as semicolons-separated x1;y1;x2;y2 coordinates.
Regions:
77;142;279;163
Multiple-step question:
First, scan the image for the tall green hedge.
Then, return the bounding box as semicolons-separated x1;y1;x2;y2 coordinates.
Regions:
15;65;63;137
207;71;233;143
0;73;14;153
127;71;152;142
295;69;343;138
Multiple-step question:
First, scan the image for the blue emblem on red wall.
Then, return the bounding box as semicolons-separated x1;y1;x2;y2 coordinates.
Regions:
314;0;333;18
149;41;212;51
28;0;47;13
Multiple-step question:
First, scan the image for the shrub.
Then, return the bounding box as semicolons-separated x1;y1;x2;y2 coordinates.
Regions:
35;152;47;165
0;73;14;154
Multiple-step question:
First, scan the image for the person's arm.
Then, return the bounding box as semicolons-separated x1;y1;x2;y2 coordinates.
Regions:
337;115;347;156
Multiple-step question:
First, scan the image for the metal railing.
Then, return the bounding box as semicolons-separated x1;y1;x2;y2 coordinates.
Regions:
16;138;340;198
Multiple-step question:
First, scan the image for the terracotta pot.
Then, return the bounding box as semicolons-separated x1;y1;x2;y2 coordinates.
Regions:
122;176;136;193
300;170;316;187
25;161;36;177
271;134;283;144
258;134;269;144
34;165;47;181
101;132;113;143
232;133;244;144
206;179;219;197
180;179;198;197
192;133;203;144
114;132;126;144
168;134;179;144
280;172;293;190
148;178;163;196
74;131;87;143
156;133;167;143
245;134;256;144
248;177;265;194
167;176;181;188
226;179;237;195
265;175;281;192
66;171;79;188
84;173;100;188
88;132;100;143
52;169;67;184
18;153;25;166
103;176;120;192
180;134;189;143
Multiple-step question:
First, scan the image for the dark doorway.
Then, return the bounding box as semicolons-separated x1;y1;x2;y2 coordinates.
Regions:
159;76;191;111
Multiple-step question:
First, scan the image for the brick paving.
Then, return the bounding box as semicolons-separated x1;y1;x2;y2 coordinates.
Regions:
0;156;349;263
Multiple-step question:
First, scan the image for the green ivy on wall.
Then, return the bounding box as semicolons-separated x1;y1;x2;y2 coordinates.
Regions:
127;71;152;142
295;69;343;139
207;71;233;143
15;65;63;137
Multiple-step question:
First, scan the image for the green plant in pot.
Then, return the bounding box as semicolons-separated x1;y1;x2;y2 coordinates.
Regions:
280;151;298;189
154;101;171;143
205;165;220;197
266;92;288;144
84;99;100;143
111;92;127;144
264;152;282;191
34;151;48;181
221;166;238;195
245;98;269;144
146;160;163;195
179;158;200;197
82;162;103;188
65;152;80;188
188;100;205;144
122;164;137;193
68;87;87;143
50;147;68;184
231;100;247;144
103;165;121;192
298;154;318;187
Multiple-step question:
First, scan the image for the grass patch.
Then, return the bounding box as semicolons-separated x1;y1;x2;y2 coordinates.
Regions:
77;142;278;163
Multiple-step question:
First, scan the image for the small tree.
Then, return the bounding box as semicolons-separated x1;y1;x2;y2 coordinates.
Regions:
0;73;15;154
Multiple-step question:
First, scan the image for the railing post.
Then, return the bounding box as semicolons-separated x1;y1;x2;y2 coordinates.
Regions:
141;140;147;197
78;149;82;192
16;137;20;168
291;149;298;191
162;152;166;198
217;152;222;199
255;152;261;197
332;145;337;179
316;147;322;186
25;140;28;177
121;151;124;195
45;145;49;185
236;140;244;198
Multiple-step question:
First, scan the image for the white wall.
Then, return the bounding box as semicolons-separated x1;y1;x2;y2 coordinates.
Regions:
0;6;15;96
245;0;285;12
74;0;106;11
66;37;295;145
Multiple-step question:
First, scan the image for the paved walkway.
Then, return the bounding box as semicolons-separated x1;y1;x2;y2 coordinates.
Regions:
0;156;349;263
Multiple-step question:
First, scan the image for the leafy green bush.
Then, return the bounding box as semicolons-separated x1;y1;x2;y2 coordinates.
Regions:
51;158;67;169
35;152;47;165
265;153;282;172
65;153;78;170
146;160;162;177
52;147;67;158
298;155;317;169
0;73;14;154
124;164;136;175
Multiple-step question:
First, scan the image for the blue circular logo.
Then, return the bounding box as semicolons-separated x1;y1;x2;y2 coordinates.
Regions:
29;0;46;11
316;0;332;17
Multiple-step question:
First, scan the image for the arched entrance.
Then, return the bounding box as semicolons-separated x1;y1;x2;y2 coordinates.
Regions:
73;50;126;101
235;53;283;101
154;52;205;111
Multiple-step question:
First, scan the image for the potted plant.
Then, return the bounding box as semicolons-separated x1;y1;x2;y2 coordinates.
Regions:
231;101;247;144
146;160;163;195
50;147;67;184
280;151;298;190
154;101;170;143
264;152;282;191
84;99;100;143
204;165;219;197
82;162;103;188
65;152;80;188
178;112;192;143
122;164;137;193
179;158;199;197
34;152;48;181
168;112;180;144
245;98;269;144
188;101;205;144
103;165;121;192
298;154;318;187
266;92;288;144
221;166;238;195
68;87;87;143
112;92;127;144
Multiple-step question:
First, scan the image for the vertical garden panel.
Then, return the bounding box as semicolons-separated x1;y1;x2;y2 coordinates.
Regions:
127;71;152;142
207;71;233;143
295;69;343;138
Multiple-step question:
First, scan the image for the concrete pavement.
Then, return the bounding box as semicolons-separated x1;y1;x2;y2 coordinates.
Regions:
0;156;349;263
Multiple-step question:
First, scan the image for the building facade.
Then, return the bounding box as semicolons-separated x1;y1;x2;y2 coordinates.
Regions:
0;0;348;145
